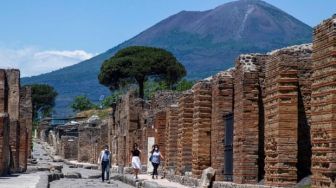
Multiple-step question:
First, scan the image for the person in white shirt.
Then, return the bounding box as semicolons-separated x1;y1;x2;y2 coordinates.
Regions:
98;145;111;182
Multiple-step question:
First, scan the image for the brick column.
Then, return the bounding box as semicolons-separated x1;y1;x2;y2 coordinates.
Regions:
154;111;167;158
311;15;336;187
0;69;10;176
233;54;267;184
177;91;193;175
192;81;212;178
211;71;234;181
19;86;32;172
6;69;20;173
264;48;299;187
165;105;179;174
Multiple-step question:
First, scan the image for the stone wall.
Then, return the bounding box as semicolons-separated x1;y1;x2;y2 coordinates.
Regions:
264;44;312;187
0;69;32;176
60;136;78;160
6;70;20;172
164;105;179;173
19;86;32;172
177;91;193;175
211;71;234;181
0;70;9;176
192;81;212;178
233;54;267;184
154;111;166;158
78;123;101;163
311;15;336;187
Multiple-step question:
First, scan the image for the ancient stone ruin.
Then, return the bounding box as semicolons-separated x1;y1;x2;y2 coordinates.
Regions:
37;15;336;188
0;69;33;175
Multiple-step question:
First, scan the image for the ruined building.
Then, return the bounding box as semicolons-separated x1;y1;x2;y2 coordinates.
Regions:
38;15;335;188
0;69;32;175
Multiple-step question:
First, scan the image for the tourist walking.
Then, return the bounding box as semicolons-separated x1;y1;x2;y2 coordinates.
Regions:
150;144;164;179
131;143;141;179
98;145;111;182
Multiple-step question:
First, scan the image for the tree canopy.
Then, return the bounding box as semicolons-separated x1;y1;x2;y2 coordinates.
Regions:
71;95;96;112
98;46;186;98
30;84;58;120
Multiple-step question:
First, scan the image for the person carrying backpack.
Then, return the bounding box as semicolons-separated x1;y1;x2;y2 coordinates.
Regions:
98;145;111;182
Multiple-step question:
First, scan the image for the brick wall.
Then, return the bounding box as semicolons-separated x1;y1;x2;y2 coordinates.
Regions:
311;15;336;187
60;136;78;160
211;71;234;181
0;70;9;175
78;123;101;163
177;91;194;175
233;54;267;184
6;70;20;172
264;44;312;187
192;81;212;178
154;111;166;158
18;86;32;172
164;105;179;173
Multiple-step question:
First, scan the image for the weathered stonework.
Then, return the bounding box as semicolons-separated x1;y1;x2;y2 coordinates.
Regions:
192;81;212;178
177;91;194;175
0;69;32;176
19;86;32;172
211;70;234;181
164;105;179;173
78;122;101;163
154;111;166;158
60;136;78;160
233;54;268;184
311;15;336;188
264;44;312;187
6;70;20;172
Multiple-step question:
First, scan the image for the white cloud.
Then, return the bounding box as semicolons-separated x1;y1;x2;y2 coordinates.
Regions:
0;47;94;77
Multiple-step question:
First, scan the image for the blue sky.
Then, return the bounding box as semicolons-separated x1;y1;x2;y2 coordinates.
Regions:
0;0;335;76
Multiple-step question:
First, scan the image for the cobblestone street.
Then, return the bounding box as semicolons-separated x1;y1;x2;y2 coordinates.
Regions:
0;139;134;188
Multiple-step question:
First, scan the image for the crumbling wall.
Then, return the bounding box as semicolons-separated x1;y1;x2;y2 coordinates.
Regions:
177;91;194;175
264;44;312;187
154;111;166;158
78;123;101;163
6;70;20;172
233;54;267;184
211;70;234;181
311;15;336;188
192;81;212;178
18;86;32;172
0;70;9;176
164;105;179;174
60;136;78;160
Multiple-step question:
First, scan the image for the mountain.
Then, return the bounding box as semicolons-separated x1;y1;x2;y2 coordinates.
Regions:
22;0;312;115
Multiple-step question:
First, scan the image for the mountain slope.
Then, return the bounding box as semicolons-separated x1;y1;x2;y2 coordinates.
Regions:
22;0;312;115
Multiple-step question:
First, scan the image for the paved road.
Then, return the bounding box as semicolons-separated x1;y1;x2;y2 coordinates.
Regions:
0;139;134;188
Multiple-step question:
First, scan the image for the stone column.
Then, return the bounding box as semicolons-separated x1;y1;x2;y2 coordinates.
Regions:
264;47;300;187
211;71;234;181
19;86;32;172
164;105;179;174
0;69;10;176
154;111;166;158
311;15;336;188
233;54;267;184
192;81;212;178
177;91;194;175
6;69;20;173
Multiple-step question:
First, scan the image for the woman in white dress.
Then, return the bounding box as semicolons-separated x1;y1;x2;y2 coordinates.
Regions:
131;143;141;179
